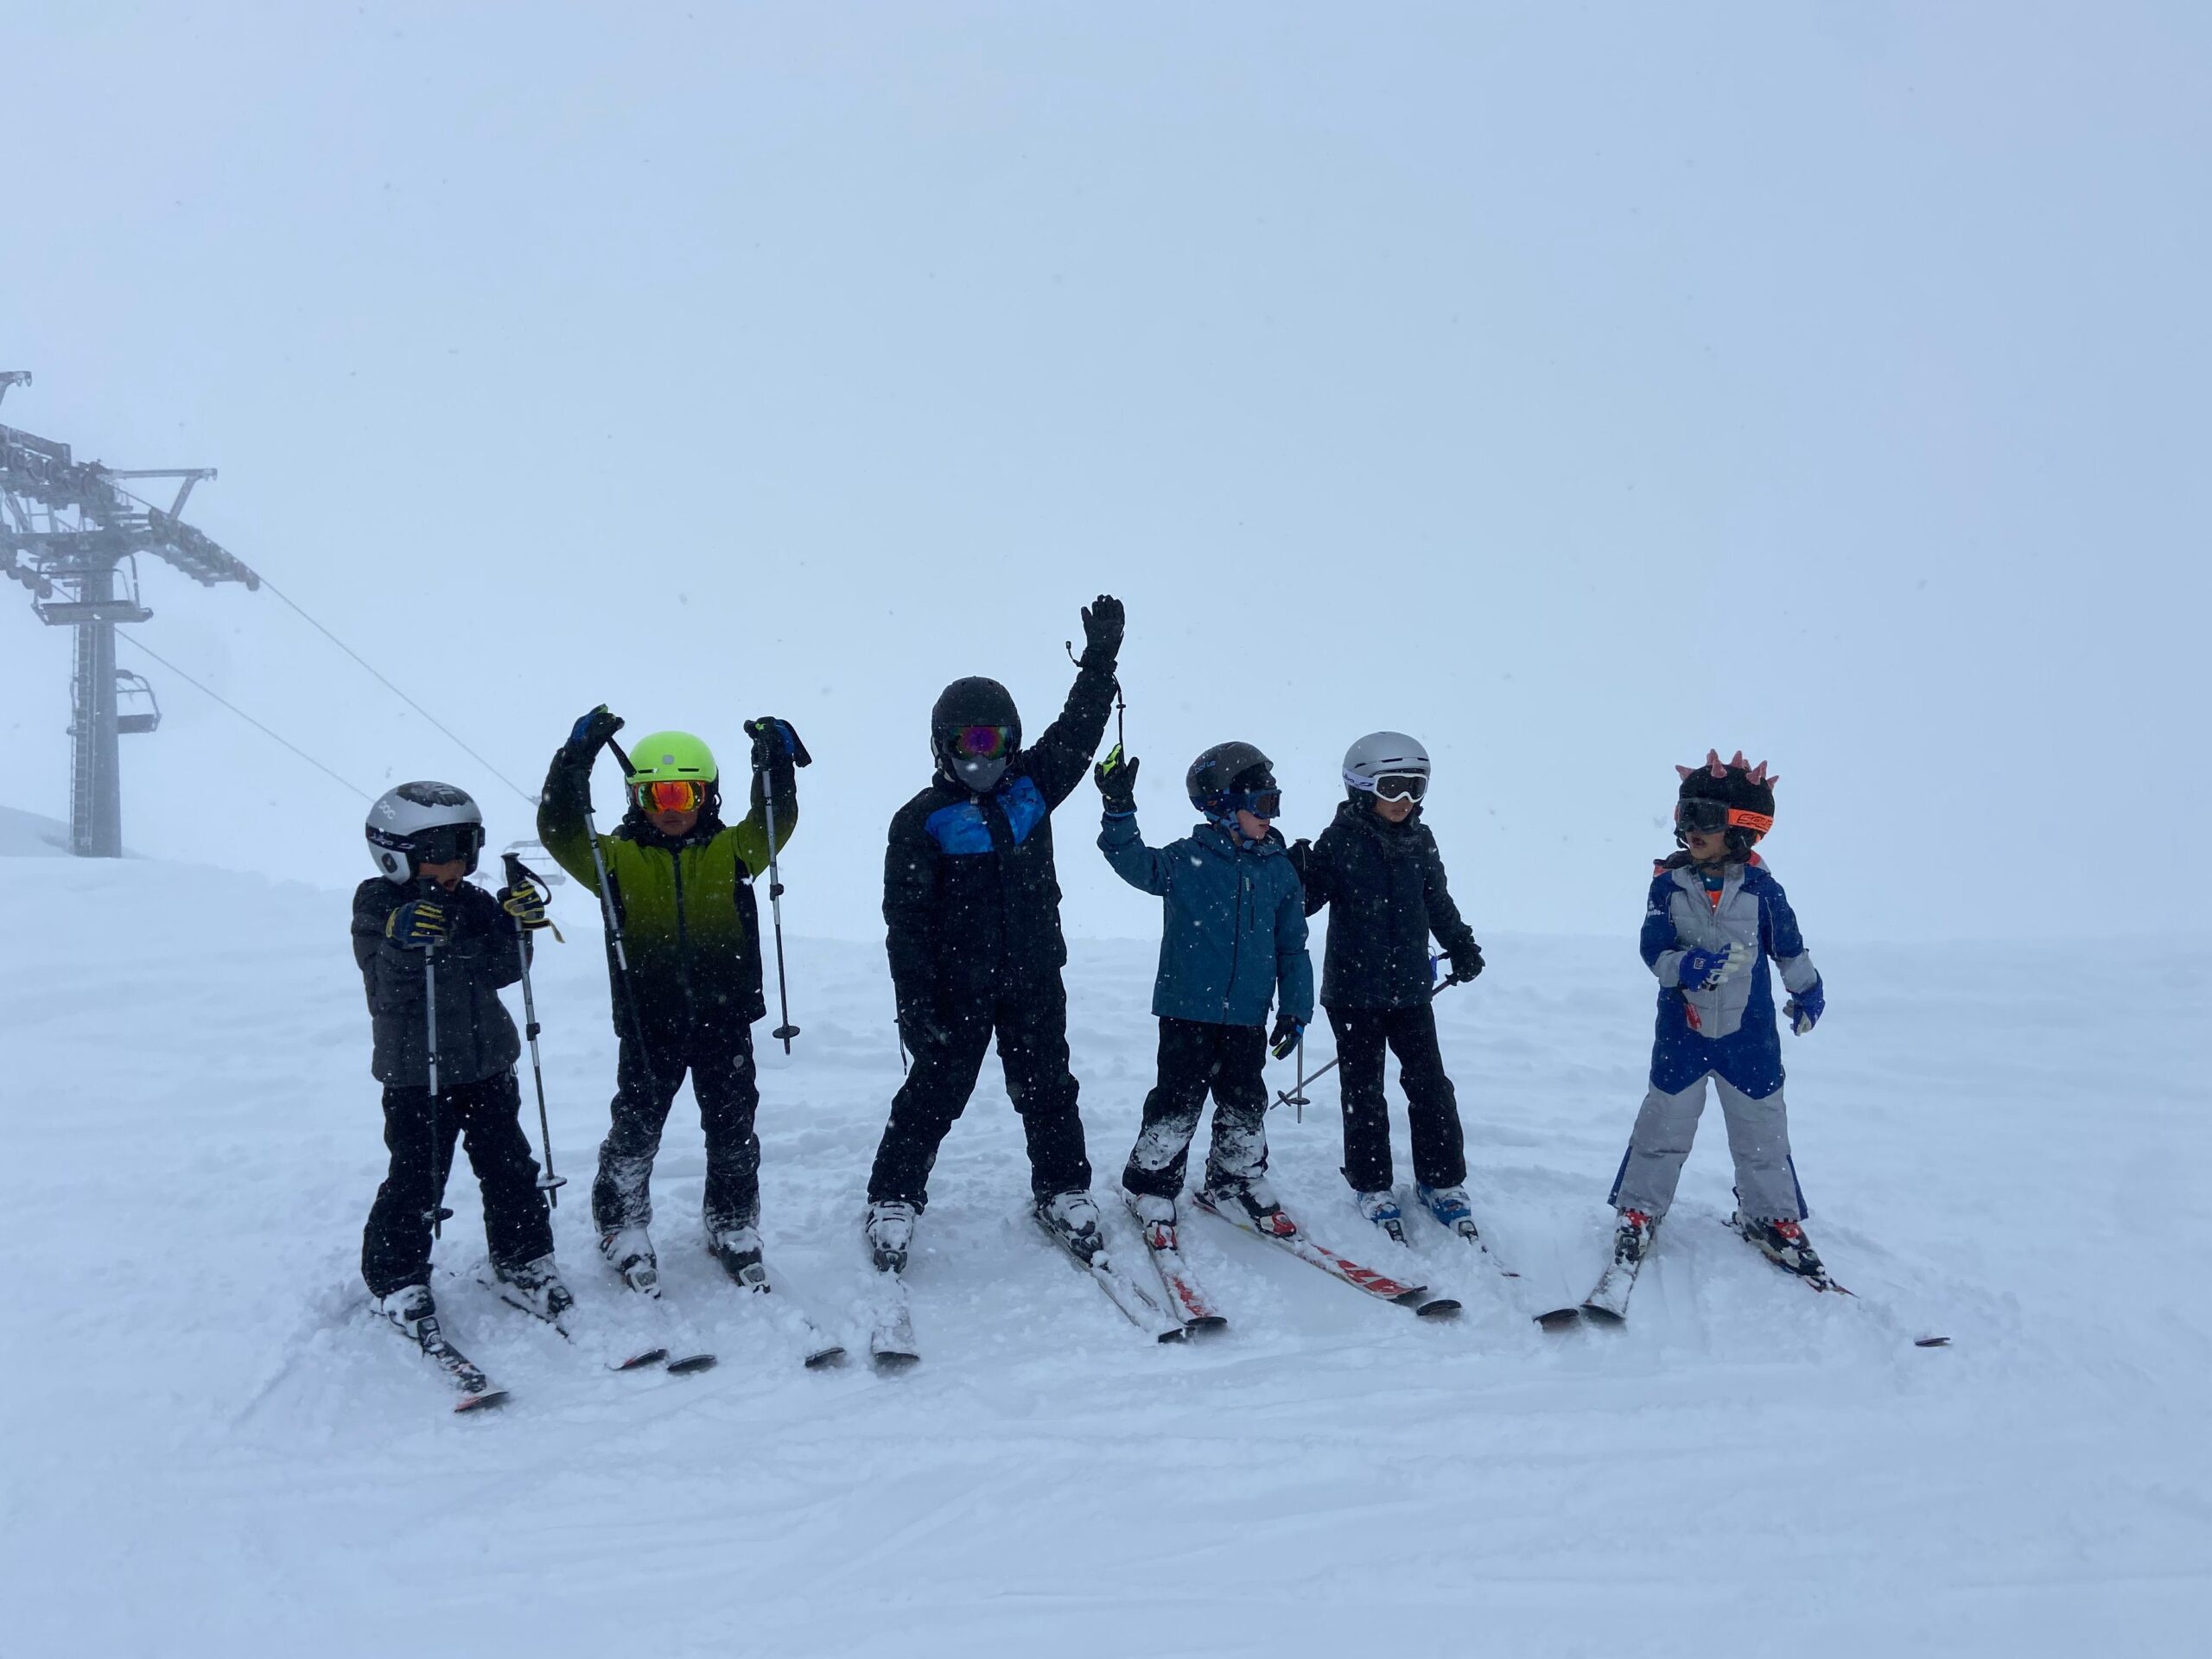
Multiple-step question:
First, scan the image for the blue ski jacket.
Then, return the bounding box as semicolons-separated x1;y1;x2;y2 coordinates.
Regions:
1641;855;1821;1098
1098;812;1314;1028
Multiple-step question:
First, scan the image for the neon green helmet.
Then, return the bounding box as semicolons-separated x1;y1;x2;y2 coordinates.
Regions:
625;731;719;785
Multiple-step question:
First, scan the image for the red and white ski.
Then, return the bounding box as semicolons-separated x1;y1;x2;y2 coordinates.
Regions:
1193;1192;1459;1319
1135;1217;1227;1333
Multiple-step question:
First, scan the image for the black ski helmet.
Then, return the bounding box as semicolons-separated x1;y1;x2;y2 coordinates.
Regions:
1675;749;1778;855
1186;741;1276;816
931;676;1022;792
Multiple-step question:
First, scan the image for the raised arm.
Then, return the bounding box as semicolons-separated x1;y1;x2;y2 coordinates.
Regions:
1021;596;1123;807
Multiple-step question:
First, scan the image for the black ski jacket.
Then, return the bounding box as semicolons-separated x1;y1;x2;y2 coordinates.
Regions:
1300;799;1481;1011
351;878;524;1088
884;648;1118;1029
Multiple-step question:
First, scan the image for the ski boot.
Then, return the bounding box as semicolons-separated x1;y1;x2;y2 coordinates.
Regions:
376;1283;438;1344
1035;1190;1108;1262
493;1253;575;1325
1205;1176;1296;1239
1734;1212;1827;1281
1417;1184;1479;1241
1612;1208;1657;1268
1125;1190;1179;1252
709;1223;766;1289
866;1200;918;1274
598;1226;660;1298
1355;1187;1408;1245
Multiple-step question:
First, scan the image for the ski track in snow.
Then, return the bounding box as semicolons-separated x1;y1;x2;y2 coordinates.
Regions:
3;857;2208;1656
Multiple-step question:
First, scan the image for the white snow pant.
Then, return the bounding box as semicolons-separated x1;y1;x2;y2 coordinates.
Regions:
1609;1074;1804;1224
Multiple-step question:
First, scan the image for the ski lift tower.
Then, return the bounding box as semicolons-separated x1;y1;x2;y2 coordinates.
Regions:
0;373;260;857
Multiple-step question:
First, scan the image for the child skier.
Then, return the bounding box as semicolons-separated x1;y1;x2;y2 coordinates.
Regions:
1094;741;1313;1243
537;712;805;1294
355;781;568;1349
1288;732;1485;1243
1607;750;1828;1279
864;595;1125;1269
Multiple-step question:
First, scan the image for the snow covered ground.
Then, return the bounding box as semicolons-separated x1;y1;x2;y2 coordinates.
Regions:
3;849;2207;1656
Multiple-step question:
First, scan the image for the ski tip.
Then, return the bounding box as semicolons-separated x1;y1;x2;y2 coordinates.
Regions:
1580;1304;1627;1326
453;1389;510;1413
1535;1307;1584;1332
665;1352;719;1375
871;1350;921;1373
609;1346;672;1372
1914;1335;1953;1348
1153;1324;1191;1344
803;1346;849;1370
1411;1296;1462;1320
1183;1314;1230;1335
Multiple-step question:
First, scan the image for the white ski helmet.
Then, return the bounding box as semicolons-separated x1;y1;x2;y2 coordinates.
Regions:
1342;731;1432;802
365;781;486;884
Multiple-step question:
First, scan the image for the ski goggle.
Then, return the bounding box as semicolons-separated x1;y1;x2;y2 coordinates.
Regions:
410;823;484;865
635;779;709;814
1221;788;1282;820
1372;772;1427;803
1675;798;1773;836
950;724;1014;760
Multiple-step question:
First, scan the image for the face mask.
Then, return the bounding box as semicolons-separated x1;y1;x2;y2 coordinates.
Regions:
953;754;1008;792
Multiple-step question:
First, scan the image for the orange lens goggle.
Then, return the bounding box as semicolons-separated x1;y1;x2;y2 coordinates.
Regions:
635;779;708;813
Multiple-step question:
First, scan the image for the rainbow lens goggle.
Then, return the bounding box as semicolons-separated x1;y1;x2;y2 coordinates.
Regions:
633;779;709;814
1675;798;1773;836
951;724;1014;761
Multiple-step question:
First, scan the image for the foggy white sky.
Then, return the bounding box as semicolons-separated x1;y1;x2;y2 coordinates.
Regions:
4;2;2206;944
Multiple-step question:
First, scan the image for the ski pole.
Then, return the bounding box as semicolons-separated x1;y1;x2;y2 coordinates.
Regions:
743;721;810;1055
1272;956;1466;1112
1065;639;1127;753
422;927;454;1237
589;739;664;1116
502;853;568;1208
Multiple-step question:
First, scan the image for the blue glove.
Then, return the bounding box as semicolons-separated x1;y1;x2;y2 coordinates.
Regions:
1268;1013;1305;1060
385;898;447;950
1785;978;1825;1035
1677;943;1750;992
566;705;623;758
745;716;811;770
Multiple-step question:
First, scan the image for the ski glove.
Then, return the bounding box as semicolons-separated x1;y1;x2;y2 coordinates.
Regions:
1676;942;1751;991
1445;944;1485;986
496;884;552;932
1268;1013;1304;1061
745;716;811;771
385;898;447;950
1284;837;1312;885
565;705;623;760
1079;594;1125;664
1094;747;1139;815
1784;977;1825;1035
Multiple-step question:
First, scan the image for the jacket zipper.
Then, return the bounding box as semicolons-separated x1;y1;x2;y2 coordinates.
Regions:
671;846;696;1021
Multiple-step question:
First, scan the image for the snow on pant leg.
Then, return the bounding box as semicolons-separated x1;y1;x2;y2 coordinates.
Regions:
1713;1077;1804;1223
1383;1002;1467;1190
453;1070;555;1273
690;1020;763;1236
866;1004;995;1209
995;990;1094;1201
1199;1023;1271;1192
592;1027;684;1233
1122;1017;1220;1200
1606;1077;1711;1221
361;1084;464;1298
1327;1005;1396;1191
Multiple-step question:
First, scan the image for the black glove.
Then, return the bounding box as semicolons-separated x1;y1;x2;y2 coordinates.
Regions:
1094;747;1139;815
745;716;812;771
564;705;623;760
497;884;551;932
385;897;448;950
1285;837;1312;884
1268;1012;1304;1060
1446;944;1485;985
1080;594;1125;665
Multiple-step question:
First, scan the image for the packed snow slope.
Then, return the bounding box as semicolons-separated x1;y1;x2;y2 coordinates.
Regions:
2;851;2206;1658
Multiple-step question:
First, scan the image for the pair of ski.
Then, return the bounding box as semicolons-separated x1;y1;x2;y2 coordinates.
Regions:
1187;1191;1463;1321
393;1299;712;1415
1536;1216;1860;1332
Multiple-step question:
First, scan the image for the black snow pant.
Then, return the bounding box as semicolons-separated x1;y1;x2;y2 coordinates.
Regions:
867;990;1092;1210
1327;1001;1467;1193
361;1070;553;1299
1121;1017;1270;1201
592;1017;761;1236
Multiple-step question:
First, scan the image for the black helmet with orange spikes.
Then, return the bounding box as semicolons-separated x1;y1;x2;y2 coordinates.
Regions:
1675;748;1778;855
